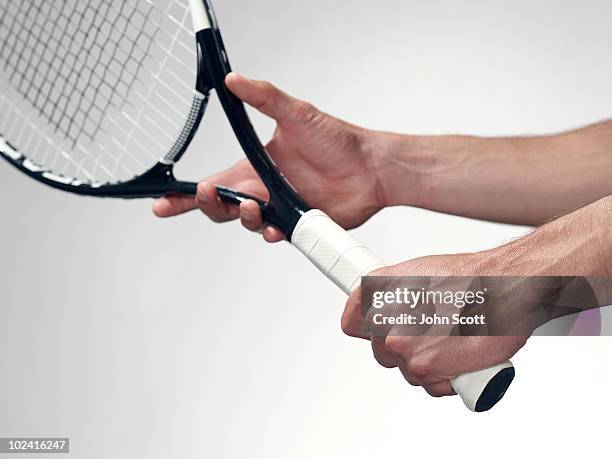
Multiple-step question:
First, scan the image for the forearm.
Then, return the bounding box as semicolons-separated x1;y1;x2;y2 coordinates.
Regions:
484;195;612;328
492;194;612;277
369;120;612;225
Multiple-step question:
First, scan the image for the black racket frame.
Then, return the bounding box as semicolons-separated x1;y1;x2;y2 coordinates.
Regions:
0;0;310;239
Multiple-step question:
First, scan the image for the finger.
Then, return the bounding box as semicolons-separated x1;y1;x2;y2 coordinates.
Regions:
201;158;268;213
262;226;285;243
398;364;422;387
225;72;304;122
341;290;370;340
153;195;198;218
239;201;286;242
423;381;455;398
239;200;263;232
196;181;239;223
371;337;400;369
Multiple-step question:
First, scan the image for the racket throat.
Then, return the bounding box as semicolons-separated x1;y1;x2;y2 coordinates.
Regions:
126;162;198;197
216;186;306;240
82;161;197;198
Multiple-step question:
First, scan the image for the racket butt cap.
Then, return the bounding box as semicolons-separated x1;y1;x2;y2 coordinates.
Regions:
452;361;515;412
474;366;515;412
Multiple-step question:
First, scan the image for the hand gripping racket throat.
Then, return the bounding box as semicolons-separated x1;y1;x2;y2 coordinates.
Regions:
0;0;514;412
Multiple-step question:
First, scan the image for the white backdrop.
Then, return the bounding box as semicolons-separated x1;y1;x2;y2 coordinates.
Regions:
1;1;611;457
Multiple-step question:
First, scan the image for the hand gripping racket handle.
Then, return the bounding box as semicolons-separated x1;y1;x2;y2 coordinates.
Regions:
291;210;515;412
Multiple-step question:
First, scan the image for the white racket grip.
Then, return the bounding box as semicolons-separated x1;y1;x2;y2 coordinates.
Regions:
292;210;384;294
291;210;515;412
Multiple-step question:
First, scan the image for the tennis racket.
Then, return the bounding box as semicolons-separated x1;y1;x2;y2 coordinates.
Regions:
0;0;514;412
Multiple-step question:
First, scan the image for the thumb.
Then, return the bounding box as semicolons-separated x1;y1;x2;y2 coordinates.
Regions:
225;72;305;121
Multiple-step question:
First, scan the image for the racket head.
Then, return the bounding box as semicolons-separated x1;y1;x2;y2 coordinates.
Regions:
1;0;309;236
0;0;210;198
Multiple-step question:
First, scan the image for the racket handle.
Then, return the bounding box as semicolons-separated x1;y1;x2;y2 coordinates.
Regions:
291;209;515;412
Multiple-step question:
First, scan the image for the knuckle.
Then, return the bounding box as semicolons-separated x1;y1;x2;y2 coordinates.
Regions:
340;314;359;338
372;348;397;369
371;338;397;368
293;100;317;122
424;384;452;398
195;193;210;207
399;367;421;387
260;81;275;93
341;295;364;338
384;336;405;354
378;358;398;369
406;355;434;380
424;387;445;398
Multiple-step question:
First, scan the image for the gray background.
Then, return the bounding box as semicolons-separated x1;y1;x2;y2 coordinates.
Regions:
1;0;611;457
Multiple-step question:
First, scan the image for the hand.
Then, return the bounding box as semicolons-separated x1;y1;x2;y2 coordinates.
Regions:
341;251;535;398
341;191;612;398
153;73;386;241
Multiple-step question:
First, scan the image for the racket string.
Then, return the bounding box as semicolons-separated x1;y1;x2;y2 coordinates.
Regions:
0;0;200;183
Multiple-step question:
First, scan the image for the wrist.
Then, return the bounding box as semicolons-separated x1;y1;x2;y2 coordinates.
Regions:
364;130;434;209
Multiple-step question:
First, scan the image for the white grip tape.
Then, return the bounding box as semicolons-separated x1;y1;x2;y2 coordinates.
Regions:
189;0;212;32
292;210;514;412
292;210;384;294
